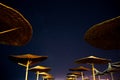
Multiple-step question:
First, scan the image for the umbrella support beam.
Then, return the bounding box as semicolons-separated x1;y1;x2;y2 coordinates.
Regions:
25;60;30;80
98;75;101;80
36;71;40;80
81;72;84;80
92;63;96;80
0;27;20;34
110;72;114;80
75;75;77;80
42;76;45;80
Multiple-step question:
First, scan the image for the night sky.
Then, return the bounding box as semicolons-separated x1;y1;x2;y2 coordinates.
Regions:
0;0;120;80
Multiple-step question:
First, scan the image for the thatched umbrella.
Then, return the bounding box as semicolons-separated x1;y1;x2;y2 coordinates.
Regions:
0;3;32;46
38;72;50;76
67;72;81;78
38;72;54;80
69;66;90;80
75;56;111;80
29;66;51;80
103;63;120;80
84;16;120;50
104;63;120;73
43;74;54;80
67;72;79;80
112;61;120;68
9;54;48;80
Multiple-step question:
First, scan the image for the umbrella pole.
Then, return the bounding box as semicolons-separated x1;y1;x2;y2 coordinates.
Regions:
25;60;30;80
73;76;74;80
81;72;84;80
75;75;77;80
98;75;100;80
91;63;96;80
42;76;45;80
110;72;114;80
36;71;39;80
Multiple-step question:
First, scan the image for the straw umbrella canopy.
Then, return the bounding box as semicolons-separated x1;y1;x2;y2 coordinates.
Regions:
43;74;54;80
69;66;90;71
29;66;51;72
75;56;111;80
67;72;81;78
69;66;90;80
112;61;120;66
67;73;78;80
9;54;48;80
38;72;54;80
29;66;51;80
111;61;120;68
66;77;74;80
84;16;120;50
112;61;120;65
0;3;32;46
38;72;50;76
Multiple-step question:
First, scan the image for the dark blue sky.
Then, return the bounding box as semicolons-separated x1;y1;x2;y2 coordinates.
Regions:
0;0;120;80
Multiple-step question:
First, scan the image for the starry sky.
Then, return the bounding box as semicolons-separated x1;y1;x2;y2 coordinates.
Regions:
0;0;120;80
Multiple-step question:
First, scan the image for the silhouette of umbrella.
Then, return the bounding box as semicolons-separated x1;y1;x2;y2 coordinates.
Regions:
29;66;51;80
103;63;120;80
112;61;120;65
112;64;120;68
67;72;78;80
43;74;54;80
104;66;120;73
38;72;50;76
112;61;120;67
67;72;81;78
38;72;54;80
69;66;90;80
75;56;111;80
9;54;48;80
84;16;120;50
0;3;32;46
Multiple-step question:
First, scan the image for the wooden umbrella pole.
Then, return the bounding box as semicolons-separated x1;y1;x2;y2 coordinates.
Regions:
98;75;101;80
91;63;96;80
81;72;84;80
25;60;30;80
72;77;74;80
110;72;114;80
42;77;44;80
75;75;77;80
42;76;45;80
36;71;39;80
